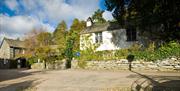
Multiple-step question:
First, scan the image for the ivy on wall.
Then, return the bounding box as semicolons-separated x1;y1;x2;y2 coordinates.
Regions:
78;41;180;62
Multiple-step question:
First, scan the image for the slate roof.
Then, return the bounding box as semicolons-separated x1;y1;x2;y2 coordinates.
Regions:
2;38;25;48
80;22;121;34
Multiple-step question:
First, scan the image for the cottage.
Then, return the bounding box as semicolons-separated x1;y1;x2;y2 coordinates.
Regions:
80;18;142;51
0;38;26;68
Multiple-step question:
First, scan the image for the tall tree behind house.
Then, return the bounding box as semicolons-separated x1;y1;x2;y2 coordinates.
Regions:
105;0;180;41
53;20;67;56
92;9;106;23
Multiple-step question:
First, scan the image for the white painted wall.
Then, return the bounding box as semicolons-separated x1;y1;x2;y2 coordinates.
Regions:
86;21;92;27
96;31;118;51
97;29;135;51
80;29;139;51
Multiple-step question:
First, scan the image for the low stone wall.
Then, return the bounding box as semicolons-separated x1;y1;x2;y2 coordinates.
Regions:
72;57;180;71
46;60;66;69
31;63;44;69
31;60;66;70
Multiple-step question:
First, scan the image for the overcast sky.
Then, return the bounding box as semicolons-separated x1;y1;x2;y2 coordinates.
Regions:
0;0;114;42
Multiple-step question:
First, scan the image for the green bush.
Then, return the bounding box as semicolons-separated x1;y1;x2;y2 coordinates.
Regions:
27;57;38;65
78;41;180;62
133;41;180;61
115;49;129;59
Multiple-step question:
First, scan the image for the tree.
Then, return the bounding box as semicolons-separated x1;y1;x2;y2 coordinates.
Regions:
23;30;53;69
64;38;74;68
35;31;54;68
92;9;106;23
64;19;85;68
68;19;86;52
23;29;40;58
105;0;180;41
37;31;52;46
53;20;67;57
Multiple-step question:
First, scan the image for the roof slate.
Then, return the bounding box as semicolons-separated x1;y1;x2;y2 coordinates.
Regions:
80;22;121;34
4;38;25;48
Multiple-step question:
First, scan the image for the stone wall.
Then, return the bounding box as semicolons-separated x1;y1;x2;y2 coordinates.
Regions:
72;57;180;71
31;59;66;70
0;40;10;59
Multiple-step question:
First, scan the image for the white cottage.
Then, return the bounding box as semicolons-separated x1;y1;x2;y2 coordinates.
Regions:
80;18;141;51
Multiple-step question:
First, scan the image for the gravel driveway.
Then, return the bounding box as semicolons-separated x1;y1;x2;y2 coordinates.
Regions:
0;69;180;91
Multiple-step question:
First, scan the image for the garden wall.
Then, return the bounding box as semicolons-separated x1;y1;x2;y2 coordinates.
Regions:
31;59;66;70
72;57;180;71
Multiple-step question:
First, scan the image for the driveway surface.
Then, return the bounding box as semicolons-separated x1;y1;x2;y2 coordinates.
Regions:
0;69;180;91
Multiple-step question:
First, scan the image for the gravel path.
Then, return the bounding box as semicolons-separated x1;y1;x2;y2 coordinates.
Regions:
0;69;180;91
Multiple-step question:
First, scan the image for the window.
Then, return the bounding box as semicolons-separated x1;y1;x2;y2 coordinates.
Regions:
14;49;21;58
95;32;102;43
10;48;14;58
126;28;137;41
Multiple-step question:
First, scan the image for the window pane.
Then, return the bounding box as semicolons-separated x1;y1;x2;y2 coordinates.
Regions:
126;28;137;41
132;29;137;41
95;32;102;43
99;32;102;43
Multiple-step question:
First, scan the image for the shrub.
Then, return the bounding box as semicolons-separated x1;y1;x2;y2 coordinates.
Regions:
27;57;38;65
78;60;87;68
115;49;129;59
78;41;180;62
133;41;180;61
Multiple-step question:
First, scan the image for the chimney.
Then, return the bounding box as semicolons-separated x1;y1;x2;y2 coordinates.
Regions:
86;17;93;27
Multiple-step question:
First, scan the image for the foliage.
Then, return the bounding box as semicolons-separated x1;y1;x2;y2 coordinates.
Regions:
79;41;180;62
35;31;53;61
77;33;101;61
35;46;51;60
27;57;38;65
23;29;40;58
115;49;129;59
24;30;57;66
157;41;180;59
65;38;74;61
92;9;106;23
133;41;180;61
37;31;52;46
63;19;86;68
105;0;180;41
68;19;85;52
53;20;67;56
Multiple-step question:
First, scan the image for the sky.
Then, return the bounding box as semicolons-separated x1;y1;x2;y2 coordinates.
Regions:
0;0;113;42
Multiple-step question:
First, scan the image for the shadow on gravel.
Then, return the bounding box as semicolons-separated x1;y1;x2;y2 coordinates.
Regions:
0;80;35;91
129;71;180;91
0;69;42;82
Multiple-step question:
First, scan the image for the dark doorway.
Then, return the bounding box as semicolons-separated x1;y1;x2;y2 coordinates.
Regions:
16;58;26;68
126;28;137;41
20;58;26;68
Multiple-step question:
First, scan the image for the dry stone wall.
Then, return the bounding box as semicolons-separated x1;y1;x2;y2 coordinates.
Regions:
72;57;180;71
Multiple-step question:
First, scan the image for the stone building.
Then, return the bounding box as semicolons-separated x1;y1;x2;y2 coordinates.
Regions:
0;38;26;68
80;18;142;51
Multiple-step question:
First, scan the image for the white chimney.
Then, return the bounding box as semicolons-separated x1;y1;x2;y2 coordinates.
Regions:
86;17;93;27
